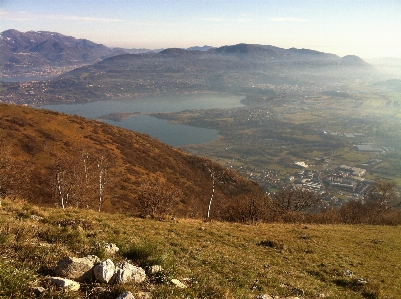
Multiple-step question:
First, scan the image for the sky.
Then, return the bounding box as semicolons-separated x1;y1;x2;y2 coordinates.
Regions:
1;0;400;59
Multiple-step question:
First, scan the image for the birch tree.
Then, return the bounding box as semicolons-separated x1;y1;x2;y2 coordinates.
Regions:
54;157;73;209
204;162;237;221
96;154;108;212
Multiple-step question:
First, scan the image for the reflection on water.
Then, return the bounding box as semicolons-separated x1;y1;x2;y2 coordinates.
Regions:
40;93;244;146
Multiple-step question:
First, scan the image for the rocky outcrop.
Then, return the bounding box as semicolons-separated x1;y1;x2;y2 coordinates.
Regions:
49;248;187;299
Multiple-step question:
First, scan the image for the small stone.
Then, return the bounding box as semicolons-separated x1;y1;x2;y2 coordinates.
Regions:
344;269;353;277
170;278;186;288
116;291;135;299
146;264;163;275
355;278;368;284
254;295;274;299
49;277;80;291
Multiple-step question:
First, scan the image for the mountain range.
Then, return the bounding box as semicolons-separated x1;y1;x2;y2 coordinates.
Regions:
1;29;371;82
1;30;374;106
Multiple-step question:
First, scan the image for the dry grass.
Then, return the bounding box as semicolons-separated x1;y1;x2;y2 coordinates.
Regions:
1;197;400;299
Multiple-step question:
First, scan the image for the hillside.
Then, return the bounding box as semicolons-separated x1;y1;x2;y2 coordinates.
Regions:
1;198;400;299
0;29;125;80
0;103;263;215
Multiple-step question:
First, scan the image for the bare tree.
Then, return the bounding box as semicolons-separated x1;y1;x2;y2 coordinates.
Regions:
364;180;400;224
221;193;273;223
272;188;321;215
96;154;109;212
53;155;84;209
0;139;31;200
205;165;216;221
137;179;182;217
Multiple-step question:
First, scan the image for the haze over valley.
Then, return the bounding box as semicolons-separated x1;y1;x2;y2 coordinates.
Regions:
1;29;400;208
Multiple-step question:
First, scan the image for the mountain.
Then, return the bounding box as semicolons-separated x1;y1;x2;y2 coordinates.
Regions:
0;103;263;215
341;55;371;66
0;42;374;106
0;29;126;80
186;45;214;51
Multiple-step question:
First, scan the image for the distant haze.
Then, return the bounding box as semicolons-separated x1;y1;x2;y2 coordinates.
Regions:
1;0;400;59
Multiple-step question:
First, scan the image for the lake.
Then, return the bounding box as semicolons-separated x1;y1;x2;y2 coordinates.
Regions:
40;93;244;146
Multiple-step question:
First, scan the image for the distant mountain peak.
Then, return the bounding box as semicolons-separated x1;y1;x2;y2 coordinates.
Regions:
341;55;372;67
159;48;200;56
0;29;126;80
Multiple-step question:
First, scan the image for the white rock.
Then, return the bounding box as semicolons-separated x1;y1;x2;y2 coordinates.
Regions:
50;277;80;291
93;259;115;283
113;261;146;284
170;278;186;288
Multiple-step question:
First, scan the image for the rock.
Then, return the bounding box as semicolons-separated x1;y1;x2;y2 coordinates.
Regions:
146;264;163;275
116;291;135;299
49;277;80;291
93;259;115;283
254;295;274;299
54;255;100;282
344;269;353;277
170;278;186;288
355;278;368;284
113;261;146;284
99;242;120;255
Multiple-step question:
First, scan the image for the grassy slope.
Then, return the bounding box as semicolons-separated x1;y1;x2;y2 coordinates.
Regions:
0;103;262;214
1;198;400;299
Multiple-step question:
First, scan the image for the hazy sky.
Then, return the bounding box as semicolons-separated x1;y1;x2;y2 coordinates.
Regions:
1;0;400;59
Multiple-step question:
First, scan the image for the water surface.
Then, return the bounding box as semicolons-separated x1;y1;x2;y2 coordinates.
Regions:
41;93;244;146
